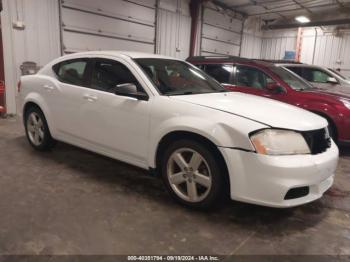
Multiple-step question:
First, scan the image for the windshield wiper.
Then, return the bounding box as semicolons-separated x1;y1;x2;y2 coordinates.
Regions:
167;91;196;96
167;90;229;96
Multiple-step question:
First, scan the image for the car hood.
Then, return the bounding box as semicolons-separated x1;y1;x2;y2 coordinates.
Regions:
311;83;350;94
303;87;350;100
171;92;327;131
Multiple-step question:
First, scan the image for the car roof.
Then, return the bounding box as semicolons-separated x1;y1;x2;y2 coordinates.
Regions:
58;51;182;61
276;63;323;69
187;55;274;68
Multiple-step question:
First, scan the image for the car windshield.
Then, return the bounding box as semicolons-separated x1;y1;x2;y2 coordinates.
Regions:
328;68;347;80
134;58;228;95
270;66;313;90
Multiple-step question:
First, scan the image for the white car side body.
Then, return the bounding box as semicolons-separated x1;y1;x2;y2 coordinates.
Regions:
20;51;339;208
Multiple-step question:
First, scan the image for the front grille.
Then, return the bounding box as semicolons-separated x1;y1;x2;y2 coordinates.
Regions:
302;128;331;155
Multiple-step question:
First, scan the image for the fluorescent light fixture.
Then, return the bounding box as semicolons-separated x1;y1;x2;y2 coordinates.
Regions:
295;16;310;23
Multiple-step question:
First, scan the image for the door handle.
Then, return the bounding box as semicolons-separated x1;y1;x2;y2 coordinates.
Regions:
83;94;98;102
43;85;55;91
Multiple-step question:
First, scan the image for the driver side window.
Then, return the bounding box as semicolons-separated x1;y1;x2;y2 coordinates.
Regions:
302;68;333;83
235;65;274;90
91;59;146;94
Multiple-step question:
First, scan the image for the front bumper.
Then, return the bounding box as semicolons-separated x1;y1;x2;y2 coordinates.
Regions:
219;141;339;208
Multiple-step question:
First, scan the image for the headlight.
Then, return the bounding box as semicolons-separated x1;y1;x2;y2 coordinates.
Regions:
340;99;350;110
250;129;310;155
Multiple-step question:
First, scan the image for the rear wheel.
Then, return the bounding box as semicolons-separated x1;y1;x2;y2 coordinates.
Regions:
25;106;56;151
161;139;226;209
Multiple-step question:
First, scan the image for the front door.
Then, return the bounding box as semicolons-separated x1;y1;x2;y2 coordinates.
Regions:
79;58;151;168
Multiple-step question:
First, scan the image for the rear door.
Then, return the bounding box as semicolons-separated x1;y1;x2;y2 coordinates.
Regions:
50;58;92;138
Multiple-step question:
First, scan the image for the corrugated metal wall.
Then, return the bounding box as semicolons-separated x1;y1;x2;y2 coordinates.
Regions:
1;0;61;114
241;34;262;58
200;2;243;56
240;18;263;59
156;0;191;59
4;1;350;115
301;28;350;77
260;29;297;60
60;0;156;54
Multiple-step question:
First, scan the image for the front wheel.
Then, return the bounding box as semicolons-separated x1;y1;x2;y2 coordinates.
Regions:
161;139;227;209
25;106;56;151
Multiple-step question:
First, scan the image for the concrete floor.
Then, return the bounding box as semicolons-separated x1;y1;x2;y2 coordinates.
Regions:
0;117;350;255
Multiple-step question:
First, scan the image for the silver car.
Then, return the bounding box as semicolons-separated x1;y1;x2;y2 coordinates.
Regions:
278;63;350;92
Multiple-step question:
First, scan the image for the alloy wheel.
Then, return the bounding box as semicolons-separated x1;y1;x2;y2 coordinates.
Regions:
27;112;45;146
166;148;212;203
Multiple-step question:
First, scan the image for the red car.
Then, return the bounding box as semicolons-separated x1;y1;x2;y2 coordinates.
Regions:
187;56;350;144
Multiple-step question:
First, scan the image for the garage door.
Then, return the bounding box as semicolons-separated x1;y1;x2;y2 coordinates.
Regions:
60;0;156;54
200;5;243;56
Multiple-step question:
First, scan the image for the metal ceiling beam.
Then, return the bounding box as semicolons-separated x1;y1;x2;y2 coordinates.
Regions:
251;0;287;19
229;0;288;9
335;0;345;8
292;0;313;13
250;3;340;16
262;18;350;29
212;0;247;17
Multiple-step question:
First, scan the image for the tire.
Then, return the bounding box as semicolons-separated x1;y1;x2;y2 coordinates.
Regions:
161;139;227;210
24;106;56;151
327;122;337;142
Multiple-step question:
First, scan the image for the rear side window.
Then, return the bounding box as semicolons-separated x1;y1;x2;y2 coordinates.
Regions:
235;65;274;89
204;64;233;84
53;59;88;86
286;67;302;77
302;68;332;83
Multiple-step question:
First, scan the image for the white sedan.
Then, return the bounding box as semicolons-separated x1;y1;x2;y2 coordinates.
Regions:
19;51;339;209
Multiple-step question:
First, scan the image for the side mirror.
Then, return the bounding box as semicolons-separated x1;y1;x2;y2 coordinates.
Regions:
327;77;338;84
266;82;285;93
115;83;148;101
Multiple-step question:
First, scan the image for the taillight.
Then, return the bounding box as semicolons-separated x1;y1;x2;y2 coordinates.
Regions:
17;80;21;93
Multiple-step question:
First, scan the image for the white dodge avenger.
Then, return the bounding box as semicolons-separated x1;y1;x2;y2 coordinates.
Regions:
19;51;339;209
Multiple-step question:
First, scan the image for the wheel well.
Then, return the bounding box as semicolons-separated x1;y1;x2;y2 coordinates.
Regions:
155;131;230;191
311;111;338;139
23;102;42;122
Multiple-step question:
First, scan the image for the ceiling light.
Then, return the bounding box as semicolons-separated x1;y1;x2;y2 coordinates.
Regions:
295;16;310;23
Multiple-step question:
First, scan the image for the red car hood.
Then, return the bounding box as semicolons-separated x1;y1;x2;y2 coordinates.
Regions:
302;88;350;101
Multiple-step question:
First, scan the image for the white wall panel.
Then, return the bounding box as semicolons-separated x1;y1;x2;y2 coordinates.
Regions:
63;31;154;53
300;28;317;64
301;28;350;77
61;0;156;54
313;34;341;68
260;29;297;60
240;18;263;59
200;3;243;56
241;33;262;58
202;24;241;45
340;34;350;76
201;38;240;56
1;0;61;114
203;8;242;33
156;0;191;59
